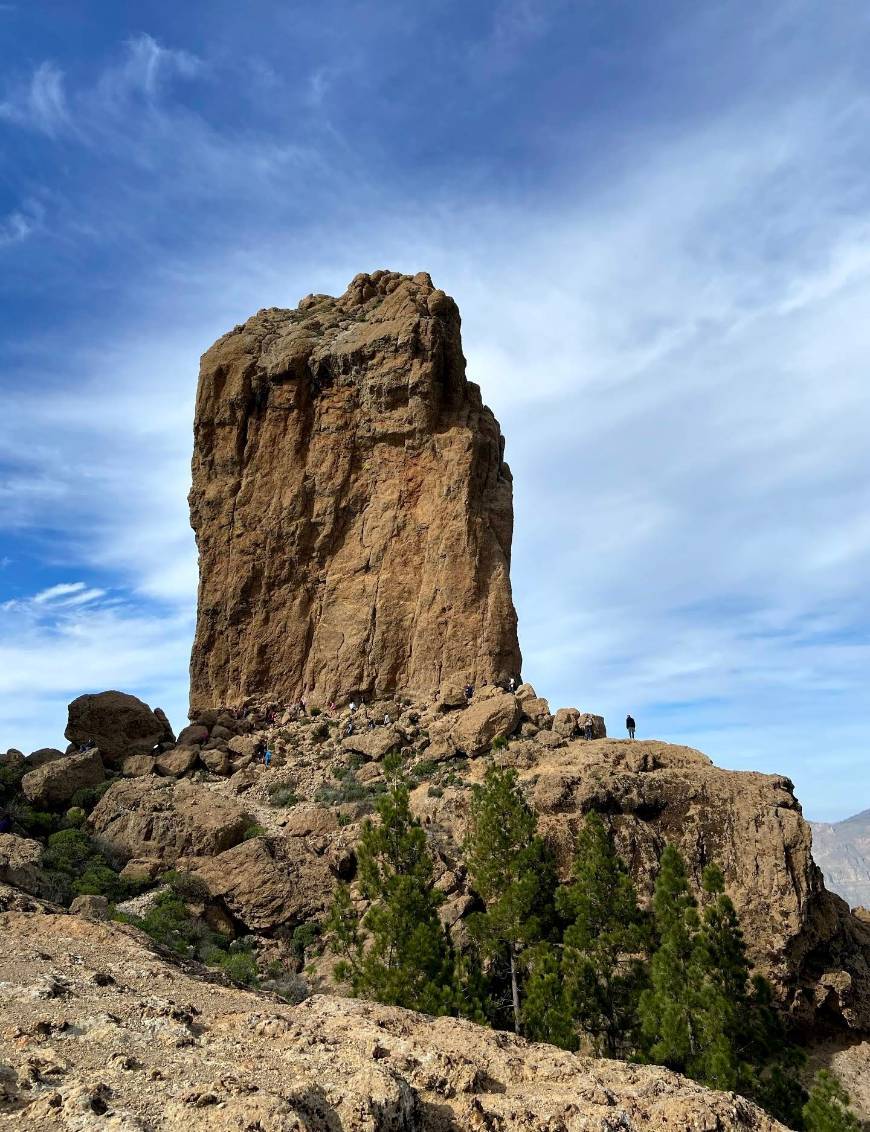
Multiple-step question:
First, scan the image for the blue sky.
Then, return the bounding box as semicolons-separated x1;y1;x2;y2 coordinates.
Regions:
1;1;868;820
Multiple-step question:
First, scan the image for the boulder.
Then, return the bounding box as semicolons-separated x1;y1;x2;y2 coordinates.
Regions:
65;691;165;762
119;754;156;777
0;748;24;767
153;707;176;743
437;682;469;710
448;693;521;756
514;682;537;703
521;696;552;727
227;735;259;760
118;858;163;883
154;747;199;777
189;271;521;713
185;836;334;931
579;712;607;739
200;747;231;775
177;723;209;747
341;727;402;761
27;747;66;768
552;708;580;738
88;778;249;865
21;748;104;808
69;894;109;920
0;833;45;896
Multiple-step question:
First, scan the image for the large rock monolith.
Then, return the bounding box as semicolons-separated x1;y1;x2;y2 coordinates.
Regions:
189;270;521;712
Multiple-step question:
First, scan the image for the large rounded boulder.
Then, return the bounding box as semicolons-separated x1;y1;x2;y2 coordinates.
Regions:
21;748;104;808
65;691;166;763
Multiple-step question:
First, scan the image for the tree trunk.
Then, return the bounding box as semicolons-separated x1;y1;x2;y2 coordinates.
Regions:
510;946;521;1035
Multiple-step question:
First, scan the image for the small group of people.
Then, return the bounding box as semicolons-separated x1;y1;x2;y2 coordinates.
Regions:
253;738;272;768
463;674;520;703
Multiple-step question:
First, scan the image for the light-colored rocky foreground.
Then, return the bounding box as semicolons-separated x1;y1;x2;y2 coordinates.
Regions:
0;904;788;1131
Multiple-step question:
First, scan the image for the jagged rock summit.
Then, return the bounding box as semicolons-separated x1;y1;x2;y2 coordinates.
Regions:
189;270;521;714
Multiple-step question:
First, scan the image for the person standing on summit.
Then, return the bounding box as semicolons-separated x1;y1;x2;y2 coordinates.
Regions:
626;714;636;740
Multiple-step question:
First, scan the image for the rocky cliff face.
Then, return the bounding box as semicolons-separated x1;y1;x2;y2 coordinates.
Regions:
0;907;789;1131
189;270;520;715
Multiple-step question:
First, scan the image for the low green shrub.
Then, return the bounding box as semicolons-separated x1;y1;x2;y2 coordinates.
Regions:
70;781;113;814
0;762;26;805
411;758;440;780
121;890;260;987
268;785;298;807
162;869;210;902
42;828;134;904
291;921;321;961
243;824;266;840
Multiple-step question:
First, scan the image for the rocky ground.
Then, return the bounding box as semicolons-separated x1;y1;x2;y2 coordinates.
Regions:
0;903;790;1131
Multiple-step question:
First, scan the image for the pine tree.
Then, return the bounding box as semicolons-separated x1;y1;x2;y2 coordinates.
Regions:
689;864;748;1091
741;974;807;1130
641;848;807;1124
327;780;458;1015
639;844;704;1074
464;765;556;1034
803;1070;861;1132
524;812;647;1056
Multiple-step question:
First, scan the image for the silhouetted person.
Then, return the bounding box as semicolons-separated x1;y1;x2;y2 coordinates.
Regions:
584;719;594;740
464;684;474;701
626;715;636;740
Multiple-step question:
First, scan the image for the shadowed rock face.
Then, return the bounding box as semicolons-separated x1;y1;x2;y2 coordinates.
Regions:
189;270;520;714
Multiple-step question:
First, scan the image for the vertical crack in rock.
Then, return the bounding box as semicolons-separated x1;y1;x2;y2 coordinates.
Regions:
189;270;521;712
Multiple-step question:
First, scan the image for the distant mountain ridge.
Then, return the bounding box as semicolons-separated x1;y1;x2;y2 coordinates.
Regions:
810;808;870;909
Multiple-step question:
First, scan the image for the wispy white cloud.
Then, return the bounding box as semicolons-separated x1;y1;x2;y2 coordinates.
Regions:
94;32;203;107
32;581;87;604
0;61;68;135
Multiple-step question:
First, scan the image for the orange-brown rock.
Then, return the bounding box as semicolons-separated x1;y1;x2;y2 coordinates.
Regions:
0;909;790;1131
189;270;520;714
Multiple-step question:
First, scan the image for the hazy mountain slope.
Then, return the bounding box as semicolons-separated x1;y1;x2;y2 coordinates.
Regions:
811;809;870;908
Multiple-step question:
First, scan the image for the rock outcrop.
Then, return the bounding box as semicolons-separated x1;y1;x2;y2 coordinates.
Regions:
65;691;166;762
0;909;789;1131
189;270;521;714
76;690;870;1034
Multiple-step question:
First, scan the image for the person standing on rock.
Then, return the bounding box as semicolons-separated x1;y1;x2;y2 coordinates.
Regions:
263;746;272;768
626;715;636;739
464;684;474;701
584;718;594;741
